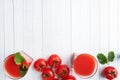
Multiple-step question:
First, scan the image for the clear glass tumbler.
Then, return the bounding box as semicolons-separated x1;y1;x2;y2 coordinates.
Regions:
3;51;33;79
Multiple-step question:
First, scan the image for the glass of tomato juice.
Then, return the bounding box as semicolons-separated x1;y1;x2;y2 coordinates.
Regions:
3;51;33;79
73;53;98;78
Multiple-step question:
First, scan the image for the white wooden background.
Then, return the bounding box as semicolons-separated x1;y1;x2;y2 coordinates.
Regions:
0;0;120;80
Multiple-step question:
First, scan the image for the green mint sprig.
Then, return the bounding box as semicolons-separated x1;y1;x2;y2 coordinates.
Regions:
97;51;115;65
108;51;115;62
20;69;27;77
14;52;28;77
97;53;107;64
14;52;25;65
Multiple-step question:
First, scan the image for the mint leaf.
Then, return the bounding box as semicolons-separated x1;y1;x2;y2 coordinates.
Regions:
19;69;27;77
108;51;115;62
14;52;25;65
97;53;107;64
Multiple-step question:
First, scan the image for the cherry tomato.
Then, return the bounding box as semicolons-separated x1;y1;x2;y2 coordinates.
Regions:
34;58;47;72
63;75;76;80
20;61;29;70
42;68;55;80
56;64;70;78
48;54;62;68
103;66;118;79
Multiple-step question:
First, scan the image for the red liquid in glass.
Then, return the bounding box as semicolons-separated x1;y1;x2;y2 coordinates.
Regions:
4;52;33;79
73;54;97;77
4;54;21;78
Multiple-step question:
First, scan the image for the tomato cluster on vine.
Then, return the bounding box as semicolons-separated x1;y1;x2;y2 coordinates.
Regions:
34;54;76;80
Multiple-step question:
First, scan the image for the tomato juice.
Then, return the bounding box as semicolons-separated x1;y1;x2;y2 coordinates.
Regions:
73;53;97;78
3;51;33;79
4;54;21;78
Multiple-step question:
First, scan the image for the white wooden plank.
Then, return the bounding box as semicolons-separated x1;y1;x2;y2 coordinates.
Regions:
4;0;14;80
23;0;33;56
72;0;90;53
42;0;71;71
13;0;25;80
118;0;120;79
89;0;100;53
99;0;109;52
14;0;24;52
72;0;90;79
33;0;43;59
32;0;43;79
109;0;118;50
109;0;119;80
0;0;5;79
22;0;34;80
89;0;100;79
99;0;109;80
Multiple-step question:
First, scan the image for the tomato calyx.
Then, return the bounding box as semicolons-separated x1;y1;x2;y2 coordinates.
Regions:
40;64;47;71
39;65;44;69
109;71;116;77
61;69;67;76
20;64;28;71
44;74;49;78
53;60;58;67
20;61;29;71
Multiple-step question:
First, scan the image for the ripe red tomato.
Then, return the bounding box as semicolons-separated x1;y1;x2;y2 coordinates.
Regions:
56;64;70;78
42;68;55;80
34;58;47;72
53;78;58;80
103;66;118;79
63;75;76;80
20;61;30;70
48;54;62;68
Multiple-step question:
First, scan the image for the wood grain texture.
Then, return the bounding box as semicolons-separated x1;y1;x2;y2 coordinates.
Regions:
4;0;14;80
0;0;5;79
0;0;120;80
72;0;90;79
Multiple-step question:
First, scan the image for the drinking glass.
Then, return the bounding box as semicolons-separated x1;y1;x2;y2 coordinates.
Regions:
3;51;33;79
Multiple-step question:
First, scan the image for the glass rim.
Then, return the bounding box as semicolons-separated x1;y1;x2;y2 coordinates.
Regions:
72;53;98;79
